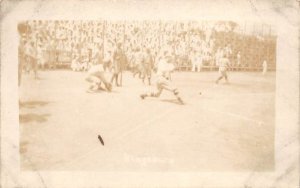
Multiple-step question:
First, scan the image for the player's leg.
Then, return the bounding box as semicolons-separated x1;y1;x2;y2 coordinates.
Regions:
114;73;118;86
138;65;142;79
140;81;163;99
192;62;196;72
197;63;201;72
173;88;184;104
86;75;100;92
114;67;121;87
262;67;267;75
160;79;184;104
150;86;163;97
140;90;161;99
95;72;112;92
216;70;224;84
224;71;228;83
110;66;117;86
111;65;120;86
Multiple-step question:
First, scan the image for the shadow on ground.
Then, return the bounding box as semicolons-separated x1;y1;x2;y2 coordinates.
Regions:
161;99;183;105
19;113;51;124
19;100;50;109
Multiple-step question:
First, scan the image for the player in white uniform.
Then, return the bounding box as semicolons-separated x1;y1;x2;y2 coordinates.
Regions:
191;51;202;72
140;52;184;104
262;60;267;75
85;52;112;93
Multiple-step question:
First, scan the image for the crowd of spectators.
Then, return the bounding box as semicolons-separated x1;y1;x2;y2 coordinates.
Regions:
18;20;276;71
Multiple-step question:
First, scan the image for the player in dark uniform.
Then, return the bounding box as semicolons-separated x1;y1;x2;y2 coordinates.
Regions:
132;47;144;79
141;48;154;85
110;43;124;87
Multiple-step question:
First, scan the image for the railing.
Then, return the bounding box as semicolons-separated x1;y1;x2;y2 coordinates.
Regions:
176;65;276;71
40;49;276;72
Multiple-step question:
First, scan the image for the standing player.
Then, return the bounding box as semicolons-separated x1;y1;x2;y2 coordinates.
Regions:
132;47;144;79
215;47;223;68
215;54;230;84
191;50;202;72
140;52;184;105
110;42;124;87
262;60;267;75
141;48;154;85
236;51;241;71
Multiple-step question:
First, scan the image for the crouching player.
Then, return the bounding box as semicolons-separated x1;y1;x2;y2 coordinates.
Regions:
140;52;184;105
85;57;112;93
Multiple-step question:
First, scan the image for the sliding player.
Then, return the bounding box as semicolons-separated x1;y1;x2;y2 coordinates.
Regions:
140;52;184;105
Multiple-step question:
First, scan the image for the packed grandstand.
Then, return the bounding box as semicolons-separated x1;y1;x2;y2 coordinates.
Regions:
18;20;276;71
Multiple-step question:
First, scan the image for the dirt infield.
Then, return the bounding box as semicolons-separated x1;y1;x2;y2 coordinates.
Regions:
19;70;275;171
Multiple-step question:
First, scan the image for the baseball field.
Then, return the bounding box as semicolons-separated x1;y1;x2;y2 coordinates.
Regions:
19;70;275;171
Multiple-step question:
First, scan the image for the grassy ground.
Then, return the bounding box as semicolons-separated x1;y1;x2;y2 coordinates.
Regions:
19;70;275;171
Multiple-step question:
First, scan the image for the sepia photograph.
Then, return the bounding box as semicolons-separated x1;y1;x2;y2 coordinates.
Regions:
18;20;276;171
1;0;299;187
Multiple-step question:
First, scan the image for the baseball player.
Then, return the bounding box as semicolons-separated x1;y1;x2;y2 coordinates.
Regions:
85;52;112;93
262;60;267;75
110;42;124;87
141;48;154;85
140;52;184;105
132;47;144;79
215;54;230;84
191;50;202;72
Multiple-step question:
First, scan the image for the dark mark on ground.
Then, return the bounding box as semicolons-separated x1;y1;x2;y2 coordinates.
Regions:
98;135;104;146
